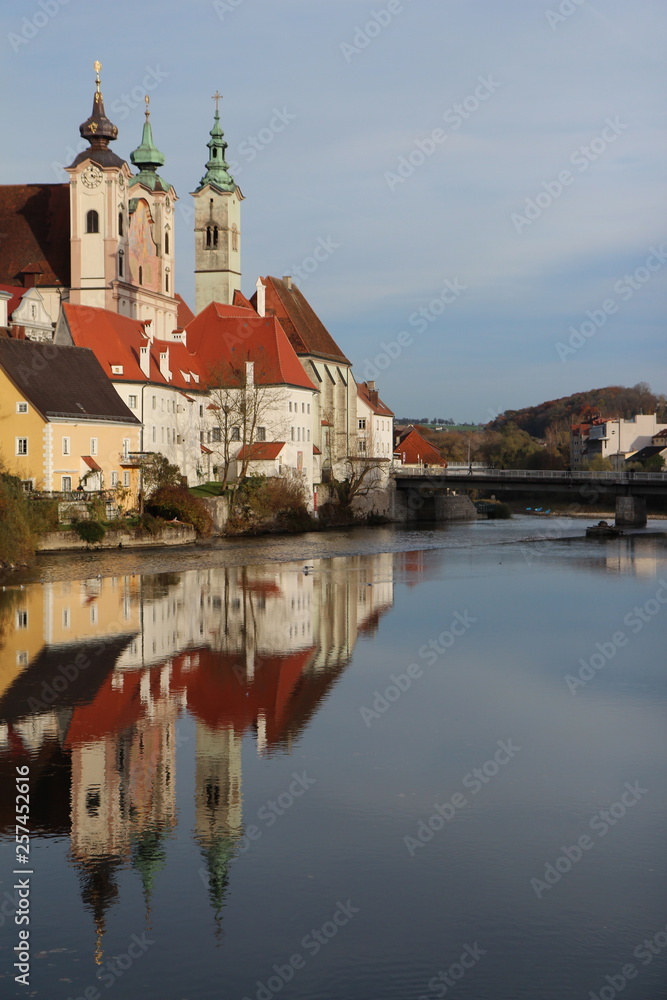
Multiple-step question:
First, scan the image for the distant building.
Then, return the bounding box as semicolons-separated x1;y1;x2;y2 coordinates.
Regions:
394;425;447;468
571;414;662;468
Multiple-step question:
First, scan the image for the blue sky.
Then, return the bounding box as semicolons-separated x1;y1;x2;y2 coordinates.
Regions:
1;0;665;421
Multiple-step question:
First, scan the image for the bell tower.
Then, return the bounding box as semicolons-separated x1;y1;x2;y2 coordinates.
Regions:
192;93;243;313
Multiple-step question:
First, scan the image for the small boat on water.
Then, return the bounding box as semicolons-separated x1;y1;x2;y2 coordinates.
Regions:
586;520;624;538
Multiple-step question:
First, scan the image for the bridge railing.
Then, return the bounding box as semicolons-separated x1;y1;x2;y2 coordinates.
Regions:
392;467;667;483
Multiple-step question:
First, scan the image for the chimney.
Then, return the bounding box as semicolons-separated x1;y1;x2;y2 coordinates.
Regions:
0;290;12;329
159;348;171;382
139;344;151;378
367;380;376;391
245;360;254;386
282;275;292;291
256;277;266;317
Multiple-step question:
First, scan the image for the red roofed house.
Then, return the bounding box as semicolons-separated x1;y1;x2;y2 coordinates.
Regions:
394;426;447;469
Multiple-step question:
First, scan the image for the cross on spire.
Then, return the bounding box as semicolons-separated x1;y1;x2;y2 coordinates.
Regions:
211;90;223;114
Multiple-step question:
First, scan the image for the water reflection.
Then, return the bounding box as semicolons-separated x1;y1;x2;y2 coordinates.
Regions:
0;553;398;959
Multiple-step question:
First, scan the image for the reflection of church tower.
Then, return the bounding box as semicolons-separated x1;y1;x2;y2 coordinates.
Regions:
194;723;242;923
192;93;243;313
77;855;124;966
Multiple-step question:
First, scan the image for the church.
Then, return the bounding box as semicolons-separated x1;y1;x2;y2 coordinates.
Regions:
0;64;393;502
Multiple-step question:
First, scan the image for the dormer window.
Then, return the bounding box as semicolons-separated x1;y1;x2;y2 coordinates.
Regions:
86;209;99;234
111;365;123;375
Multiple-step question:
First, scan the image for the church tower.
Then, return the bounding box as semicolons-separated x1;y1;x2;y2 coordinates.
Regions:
65;61;132;312
192;94;243;313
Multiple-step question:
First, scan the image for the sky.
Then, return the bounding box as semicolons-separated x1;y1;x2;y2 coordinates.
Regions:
1;0;665;422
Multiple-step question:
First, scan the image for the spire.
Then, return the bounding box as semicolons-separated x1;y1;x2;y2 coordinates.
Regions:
70;61;125;169
130;96;169;191
196;92;236;193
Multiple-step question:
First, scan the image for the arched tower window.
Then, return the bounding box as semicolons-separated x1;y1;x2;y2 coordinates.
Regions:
138;266;143;286
165;273;169;292
86;210;99;234
231;224;238;252
213;226;219;247
164;232;169;255
118;212;123;236
206;226;212;248
118;253;123;278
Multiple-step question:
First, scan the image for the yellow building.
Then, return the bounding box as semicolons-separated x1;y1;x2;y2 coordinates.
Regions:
0;338;140;493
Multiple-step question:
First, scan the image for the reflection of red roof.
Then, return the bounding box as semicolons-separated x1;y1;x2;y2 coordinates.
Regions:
0;184;70;287
236;441;285;461
357;380;394;417
65;670;144;746
396;428;446;466
82;455;102;471
185;302;317;392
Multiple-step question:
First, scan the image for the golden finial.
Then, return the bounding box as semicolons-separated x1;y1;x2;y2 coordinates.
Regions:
212;90;223;114
94;60;102;93
144;94;150;120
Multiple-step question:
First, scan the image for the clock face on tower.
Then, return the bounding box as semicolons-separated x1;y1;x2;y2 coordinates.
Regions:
81;165;103;189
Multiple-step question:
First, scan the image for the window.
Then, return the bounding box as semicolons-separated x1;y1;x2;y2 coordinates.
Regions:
122;438;130;458
62;476;72;492
165;273;169;292
199;431;204;443
20;480;33;492
62;437;70;456
90;438;98;456
307;429;310;441
123;471;130;487
31;305;36;319
152;426;157;442
307;403;310;414
90;605;98;625
206;226;212;248
231;427;240;441
301;402;305;413
16;438;28;456
16;610;28;629
289;401;292;412
211;427;221;442
164;232;169;255
86;209;99;234
213;226;219;247
111;471;119;486
256;426;266;441
138;265;143;285
128;395;137;409
118;254;123;278
118;212;123;236
291;427;294;441
62;608;70;629
358;440;367;454
297;427;301;441
358;418;366;430
16;651;29;667
16;402;28;414
199;405;204;417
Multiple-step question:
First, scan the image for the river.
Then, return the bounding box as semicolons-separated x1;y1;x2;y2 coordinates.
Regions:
0;517;665;1000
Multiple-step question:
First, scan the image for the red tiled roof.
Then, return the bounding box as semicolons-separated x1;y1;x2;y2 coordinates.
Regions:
175;293;194;327
185;302;317;391
396;427;446;466
233;289;255;310
62;304;207;392
82;456;102;471
0;184;70;287
313;445;321;455
357;380;394;417
236;441;286;460
256;276;350;364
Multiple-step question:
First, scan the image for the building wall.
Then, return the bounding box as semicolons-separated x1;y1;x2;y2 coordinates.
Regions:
193;186;242;312
0;369;47;486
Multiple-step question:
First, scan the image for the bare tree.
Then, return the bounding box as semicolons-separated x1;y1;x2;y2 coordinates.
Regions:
206;360;288;493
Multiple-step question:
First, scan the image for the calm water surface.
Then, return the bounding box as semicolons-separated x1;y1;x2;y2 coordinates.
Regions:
0;518;665;1000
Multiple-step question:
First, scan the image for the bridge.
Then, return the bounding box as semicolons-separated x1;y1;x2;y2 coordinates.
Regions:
391;468;667;525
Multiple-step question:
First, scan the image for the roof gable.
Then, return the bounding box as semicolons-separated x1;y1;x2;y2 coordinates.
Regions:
0;184;70;287
395;427;446;466
257;277;350;365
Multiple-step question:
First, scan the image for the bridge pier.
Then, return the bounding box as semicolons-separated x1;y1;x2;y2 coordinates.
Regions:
615;495;647;527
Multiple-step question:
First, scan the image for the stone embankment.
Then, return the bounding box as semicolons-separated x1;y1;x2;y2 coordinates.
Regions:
37;524;196;552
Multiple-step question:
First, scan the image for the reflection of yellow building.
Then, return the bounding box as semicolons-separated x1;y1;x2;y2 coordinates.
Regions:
0;338;140;494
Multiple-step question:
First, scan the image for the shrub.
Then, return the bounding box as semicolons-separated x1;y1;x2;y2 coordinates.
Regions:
135;513;164;537
0;473;34;566
147;486;213;537
27;498;59;534
75;520;106;543
229;476;314;533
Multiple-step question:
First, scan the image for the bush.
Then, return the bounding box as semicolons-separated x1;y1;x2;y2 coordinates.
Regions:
0;473;34;566
27;498;59;534
135;513;164;537
147;486;213;537
228;476;314;533
75;520;106;543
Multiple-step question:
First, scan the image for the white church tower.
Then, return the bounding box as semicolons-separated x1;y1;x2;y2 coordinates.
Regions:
192;93;243;313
